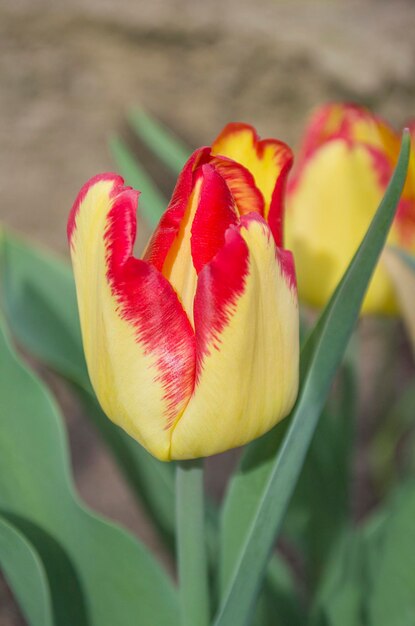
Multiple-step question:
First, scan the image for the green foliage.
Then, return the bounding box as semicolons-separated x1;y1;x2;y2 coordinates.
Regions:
215;132;410;626
285;352;357;585
109;134;167;227
368;481;415;625
0;233;177;550
0;515;53;626
129;108;190;175
0;314;179;625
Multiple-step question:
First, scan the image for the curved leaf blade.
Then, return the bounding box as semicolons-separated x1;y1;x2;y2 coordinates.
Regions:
0;515;53;626
215;132;410;626
0;314;179;626
109;134;167;228
0;233;177;549
129;108;190;176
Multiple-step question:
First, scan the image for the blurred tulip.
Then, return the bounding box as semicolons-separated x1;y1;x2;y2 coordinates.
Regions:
286;103;415;314
68;123;299;460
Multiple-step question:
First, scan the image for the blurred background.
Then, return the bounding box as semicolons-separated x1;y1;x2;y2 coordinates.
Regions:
1;0;415;623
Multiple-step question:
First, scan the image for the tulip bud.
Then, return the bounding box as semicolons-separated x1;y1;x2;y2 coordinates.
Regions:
68;124;299;460
286;103;415;314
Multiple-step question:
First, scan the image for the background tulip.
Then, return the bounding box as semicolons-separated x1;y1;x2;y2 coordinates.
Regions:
286;103;415;314
67;124;299;461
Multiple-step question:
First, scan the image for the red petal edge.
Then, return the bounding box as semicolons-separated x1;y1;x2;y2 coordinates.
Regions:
191;164;238;274
105;186;196;427
67;173;124;244
68;174;196;428
144;147;211;271
193;225;249;382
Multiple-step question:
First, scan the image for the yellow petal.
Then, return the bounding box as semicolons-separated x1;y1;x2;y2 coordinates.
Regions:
286;140;400;314
170;215;299;460
211;123;292;222
68;174;195;461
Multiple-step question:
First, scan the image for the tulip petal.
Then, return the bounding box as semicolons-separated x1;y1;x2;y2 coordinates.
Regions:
286;139;400;314
209;155;264;217
143;147;210;271
160;163;238;323
211;122;293;245
68;174;195;460
296;103;400;166
191;164;238;273
170;214;299;460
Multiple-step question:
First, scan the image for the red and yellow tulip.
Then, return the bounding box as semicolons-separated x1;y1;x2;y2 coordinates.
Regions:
68;124;299;461
286;103;415;314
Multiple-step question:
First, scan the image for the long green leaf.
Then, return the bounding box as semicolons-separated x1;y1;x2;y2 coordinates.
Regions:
109;134;167;227
0;515;53;626
368;480;415;625
129;108;190;176
285;352;357;585
0;233;176;549
0;313;179;626
215;132;410;626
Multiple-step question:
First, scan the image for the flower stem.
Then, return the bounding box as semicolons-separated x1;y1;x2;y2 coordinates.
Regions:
176;459;210;626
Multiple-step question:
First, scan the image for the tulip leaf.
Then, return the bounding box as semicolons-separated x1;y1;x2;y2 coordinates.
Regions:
129;108;191;176
216;131;410;626
0;512;89;626
367;480;415;625
109;134;167;227
0;515;53;626
309;529;368;626
0;312;179;626
284;353;357;585
253;555;306;626
0;233;177;550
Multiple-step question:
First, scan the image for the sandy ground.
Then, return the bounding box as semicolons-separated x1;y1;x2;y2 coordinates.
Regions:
1;0;415;623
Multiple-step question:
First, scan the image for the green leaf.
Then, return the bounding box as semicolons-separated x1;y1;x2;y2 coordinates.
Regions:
129;108;190;176
0;313;179;626
370;379;415;496
0;233;176;549
285;352;357;584
368;481;415;625
0;515;53;626
215;132;410;626
253;555;306;626
109;134;167;228
0;513;88;626
0;235;86;384
310;530;367;626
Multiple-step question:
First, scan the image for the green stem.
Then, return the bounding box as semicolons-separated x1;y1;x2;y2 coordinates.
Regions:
176;459;210;626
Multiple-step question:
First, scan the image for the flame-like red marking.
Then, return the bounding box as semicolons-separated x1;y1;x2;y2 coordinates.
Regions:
191;164;238;274
268;154;293;248
213;122;293;246
67;173;124;244
193;224;249;382
70;176;196;428
209;155;264;217
144;147;210;271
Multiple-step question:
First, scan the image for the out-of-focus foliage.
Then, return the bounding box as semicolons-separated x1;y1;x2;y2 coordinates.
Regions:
0;312;179;626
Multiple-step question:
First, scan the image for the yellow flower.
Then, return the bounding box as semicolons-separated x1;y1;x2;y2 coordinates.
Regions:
68;124;299;460
286;103;415;314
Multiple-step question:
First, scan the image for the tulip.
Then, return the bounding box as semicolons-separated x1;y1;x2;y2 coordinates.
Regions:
286;103;415;314
68;123;299;461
